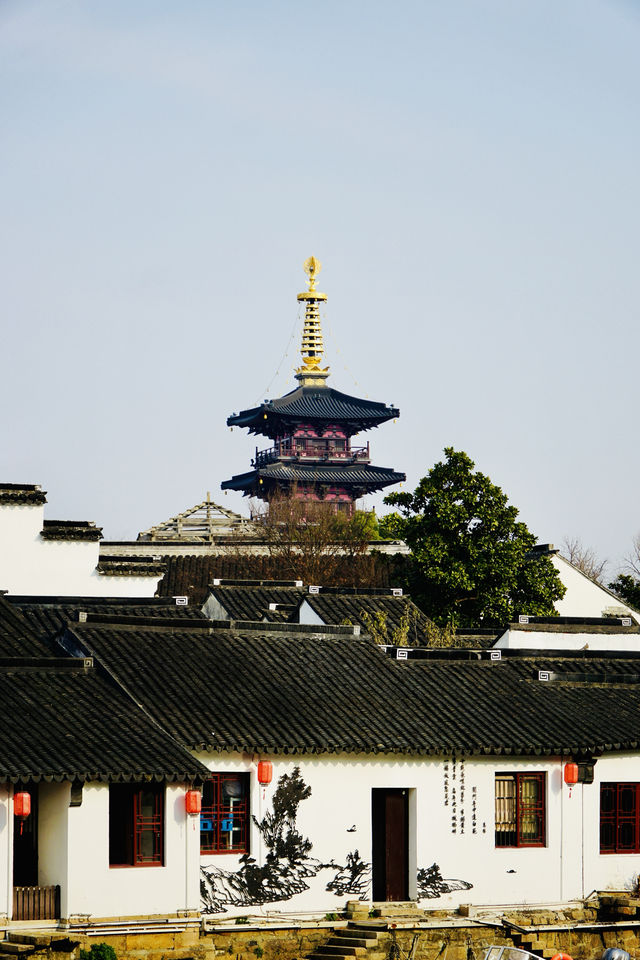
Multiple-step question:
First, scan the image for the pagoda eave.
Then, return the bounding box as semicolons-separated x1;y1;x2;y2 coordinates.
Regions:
221;462;406;498
227;386;399;440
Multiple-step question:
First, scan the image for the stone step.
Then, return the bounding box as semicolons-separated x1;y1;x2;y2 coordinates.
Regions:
327;938;372;949
320;946;365;957
7;938;51;949
0;945;36;956
347;923;388;932
340;931;380;943
312;953;353;960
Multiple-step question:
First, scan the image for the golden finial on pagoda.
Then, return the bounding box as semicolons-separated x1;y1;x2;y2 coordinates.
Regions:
295;255;329;386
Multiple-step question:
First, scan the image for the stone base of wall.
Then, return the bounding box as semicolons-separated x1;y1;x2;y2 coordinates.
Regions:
5;901;640;960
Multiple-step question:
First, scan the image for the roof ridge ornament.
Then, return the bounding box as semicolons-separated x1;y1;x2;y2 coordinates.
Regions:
295;255;330;386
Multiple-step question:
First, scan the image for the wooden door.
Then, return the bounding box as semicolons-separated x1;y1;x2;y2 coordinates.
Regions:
371;788;408;901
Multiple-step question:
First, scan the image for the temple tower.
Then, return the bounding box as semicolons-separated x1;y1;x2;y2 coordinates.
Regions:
221;257;405;515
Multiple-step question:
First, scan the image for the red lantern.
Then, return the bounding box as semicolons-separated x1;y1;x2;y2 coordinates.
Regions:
14;792;31;819
185;789;202;815
564;763;579;785
257;761;273;786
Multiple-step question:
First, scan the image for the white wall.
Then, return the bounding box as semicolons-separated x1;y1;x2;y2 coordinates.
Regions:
0;786;10;921
195;751;640;916
298;600;324;626
38;782;70;915
65;782;199;920
583;753;640;895
0;504;159;597
553;555;637;619
495;629;640;652
195;753;579;915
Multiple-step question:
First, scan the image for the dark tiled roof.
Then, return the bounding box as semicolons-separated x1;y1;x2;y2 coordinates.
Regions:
8;596;205;639
62;624;640;758
208;585;306;622
0;596;58;657
302;593;432;643
0;483;47;505
0;660;207;784
41;520;103;542
222;462;405;496
227;386;399;439
96;556;166;577
157;555;393;605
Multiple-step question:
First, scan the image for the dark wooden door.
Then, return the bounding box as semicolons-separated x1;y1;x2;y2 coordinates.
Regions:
371;788;408;901
13;785;38;887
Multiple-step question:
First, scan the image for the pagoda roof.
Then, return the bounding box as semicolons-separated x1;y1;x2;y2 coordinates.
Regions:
221;460;405;497
227;385;399;439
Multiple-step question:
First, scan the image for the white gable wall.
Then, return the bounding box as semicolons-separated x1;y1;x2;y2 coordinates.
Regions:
297;599;325;625
553;555;636;619
0;503;159;597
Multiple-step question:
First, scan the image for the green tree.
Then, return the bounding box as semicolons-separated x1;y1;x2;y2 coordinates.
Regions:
608;574;640;610
609;534;640;611
384;448;565;626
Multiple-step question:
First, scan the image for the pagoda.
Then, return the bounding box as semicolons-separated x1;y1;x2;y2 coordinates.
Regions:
221;257;405;514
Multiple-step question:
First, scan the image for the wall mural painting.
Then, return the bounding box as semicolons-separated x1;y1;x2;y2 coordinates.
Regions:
417;863;473;899
201;768;473;913
324;849;372;899
201;767;316;914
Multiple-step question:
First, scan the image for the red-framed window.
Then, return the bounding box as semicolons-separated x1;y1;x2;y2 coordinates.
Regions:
495;773;546;847
200;773;249;855
600;783;640;853
109;783;164;866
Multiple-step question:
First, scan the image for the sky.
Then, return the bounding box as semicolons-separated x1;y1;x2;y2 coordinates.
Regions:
1;0;639;577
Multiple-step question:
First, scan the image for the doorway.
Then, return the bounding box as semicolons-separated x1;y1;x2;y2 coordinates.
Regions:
371;788;409;901
13;784;38;887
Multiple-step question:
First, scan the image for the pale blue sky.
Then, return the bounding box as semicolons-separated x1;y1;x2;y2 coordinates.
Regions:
1;0;639;575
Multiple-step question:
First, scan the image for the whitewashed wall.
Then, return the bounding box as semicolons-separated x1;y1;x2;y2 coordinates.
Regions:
0;504;159;597
553;556;637;619
583;753;640;895
38;782;69;915
196;751;640;916
0;786;10;921
495;630;640;652
62;782;199;920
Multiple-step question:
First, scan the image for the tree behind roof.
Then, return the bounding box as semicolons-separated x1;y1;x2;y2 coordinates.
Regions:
384;447;565;626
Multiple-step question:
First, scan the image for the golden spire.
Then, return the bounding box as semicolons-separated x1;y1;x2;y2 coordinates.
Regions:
295;256;330;386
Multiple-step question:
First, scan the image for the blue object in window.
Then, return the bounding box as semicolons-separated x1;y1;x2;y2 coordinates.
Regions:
200;819;213;831
221;818;234;832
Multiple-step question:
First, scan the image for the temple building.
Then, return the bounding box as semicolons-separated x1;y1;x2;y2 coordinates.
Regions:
221;257;405;514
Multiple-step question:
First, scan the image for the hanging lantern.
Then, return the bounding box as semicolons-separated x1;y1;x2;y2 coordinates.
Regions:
185;789;202;815
14;792;31;819
257;761;273;786
564;763;579;785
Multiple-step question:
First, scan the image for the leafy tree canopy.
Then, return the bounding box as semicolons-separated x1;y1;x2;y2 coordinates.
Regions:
609;574;640;610
384;447;565;626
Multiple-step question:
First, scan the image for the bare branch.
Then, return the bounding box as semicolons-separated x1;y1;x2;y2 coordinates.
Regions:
561;537;608;584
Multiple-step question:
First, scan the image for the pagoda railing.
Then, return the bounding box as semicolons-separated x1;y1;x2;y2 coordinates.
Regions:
253;443;370;469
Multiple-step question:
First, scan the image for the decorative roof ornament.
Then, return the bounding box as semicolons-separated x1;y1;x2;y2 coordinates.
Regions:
295;255;330;386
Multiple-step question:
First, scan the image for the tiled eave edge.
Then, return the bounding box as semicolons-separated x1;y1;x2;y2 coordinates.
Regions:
97;562;166;577
0;491;47;505
41;529;103;542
